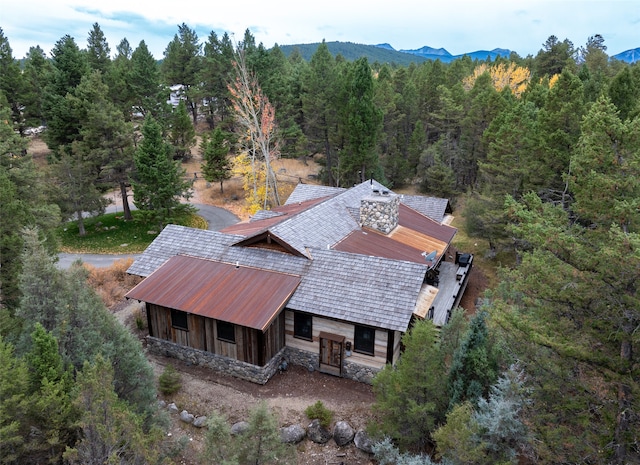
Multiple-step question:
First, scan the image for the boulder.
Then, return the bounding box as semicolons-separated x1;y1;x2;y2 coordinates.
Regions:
307;419;332;444
192;416;207;428
333;421;355;446
354;429;374;454
168;402;179;414
231;421;250;436
280;424;306;444
179;410;194;424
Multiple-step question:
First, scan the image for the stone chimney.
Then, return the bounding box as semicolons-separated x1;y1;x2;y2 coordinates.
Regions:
360;191;400;234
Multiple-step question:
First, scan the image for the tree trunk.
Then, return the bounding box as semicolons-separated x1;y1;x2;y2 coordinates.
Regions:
324;129;333;187
76;211;86;236
119;181;133;221
613;314;637;464
219;180;224;194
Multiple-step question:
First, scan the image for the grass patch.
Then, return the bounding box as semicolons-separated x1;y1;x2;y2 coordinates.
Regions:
57;210;207;254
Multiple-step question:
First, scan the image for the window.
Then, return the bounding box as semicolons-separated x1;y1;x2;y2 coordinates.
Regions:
217;321;235;343
294;312;313;340
354;325;375;355
171;309;188;330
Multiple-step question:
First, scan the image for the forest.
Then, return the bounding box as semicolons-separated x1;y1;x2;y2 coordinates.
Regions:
0;21;639;464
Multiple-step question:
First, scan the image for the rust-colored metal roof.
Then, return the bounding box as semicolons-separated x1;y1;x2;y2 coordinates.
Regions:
125;255;301;331
333;203;456;265
398;203;457;244
220;196;330;237
333;227;448;265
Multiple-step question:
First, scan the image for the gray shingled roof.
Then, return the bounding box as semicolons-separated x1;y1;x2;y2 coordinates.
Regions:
285;181;450;223
398;195;451;223
127;224;425;332
284;184;345;204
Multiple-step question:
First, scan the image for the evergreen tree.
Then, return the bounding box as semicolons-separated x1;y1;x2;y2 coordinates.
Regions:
235;401;296;465
1;102;60;313
494;101;640;461
43;34;89;154
0;337;29;464
24;324;77;463
447;311;500;410
201;411;236;464
162;23;202;122
201;127;232;193
52;142;108;236
168;99;196;160
132;115;193;228
301;40;340;186
21;45;52;128
533;35;576;79
130;40;169;118
64;356;163;465
85;23;111;74
0;28;26;132
372;320;448;451
199;31;235;130
341;57;383;185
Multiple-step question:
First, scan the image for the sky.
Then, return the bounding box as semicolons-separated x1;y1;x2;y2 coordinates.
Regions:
1;0;639;60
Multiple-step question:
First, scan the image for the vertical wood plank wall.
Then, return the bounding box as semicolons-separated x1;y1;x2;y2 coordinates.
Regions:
147;305;285;367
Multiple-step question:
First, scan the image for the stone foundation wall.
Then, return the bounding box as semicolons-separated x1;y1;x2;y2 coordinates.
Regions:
147;338;381;385
146;337;285;385
359;194;400;234
284;347;380;385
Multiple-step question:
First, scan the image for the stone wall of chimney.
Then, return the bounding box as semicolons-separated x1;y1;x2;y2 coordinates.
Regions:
360;193;400;234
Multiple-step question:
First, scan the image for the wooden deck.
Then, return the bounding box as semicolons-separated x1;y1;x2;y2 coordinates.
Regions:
428;256;473;327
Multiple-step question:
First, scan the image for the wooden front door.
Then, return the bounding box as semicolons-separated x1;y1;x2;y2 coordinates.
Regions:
319;332;344;376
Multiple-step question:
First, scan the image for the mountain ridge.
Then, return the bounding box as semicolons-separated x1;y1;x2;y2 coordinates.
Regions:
279;41;640;64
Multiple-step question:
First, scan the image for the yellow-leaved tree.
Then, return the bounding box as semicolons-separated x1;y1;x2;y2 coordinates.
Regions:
228;47;281;214
463;62;531;97
232;152;267;215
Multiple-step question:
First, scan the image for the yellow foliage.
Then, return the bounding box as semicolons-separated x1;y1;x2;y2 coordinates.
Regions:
463;62;531;98
548;74;560;88
233;153;268;215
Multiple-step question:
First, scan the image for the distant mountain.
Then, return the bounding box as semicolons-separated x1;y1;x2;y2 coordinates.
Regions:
613;47;640;63
280;41;640;65
397;45;511;63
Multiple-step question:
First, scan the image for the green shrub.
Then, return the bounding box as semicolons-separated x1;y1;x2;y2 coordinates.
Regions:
304;400;333;429
158;364;182;396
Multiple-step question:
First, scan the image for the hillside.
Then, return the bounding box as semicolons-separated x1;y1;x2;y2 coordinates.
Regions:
280;41;640;64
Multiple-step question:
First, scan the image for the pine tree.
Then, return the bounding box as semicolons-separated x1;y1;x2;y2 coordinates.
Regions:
201;411;237;465
132;114;193;229
201;127;232;193
447;311;500;410
169;99;196;160
235;401;296;465
372;320;448;451
341;57;383;185
0;337;29;464
64;356;163;465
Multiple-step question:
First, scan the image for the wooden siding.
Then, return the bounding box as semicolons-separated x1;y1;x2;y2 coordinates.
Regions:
284;310;388;371
147;304;285;367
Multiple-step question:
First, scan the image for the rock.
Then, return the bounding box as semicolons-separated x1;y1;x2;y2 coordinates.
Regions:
168;402;179;414
354;429;374;454
280;424;306;444
158;400;167;408
179;410;194;424
333;421;355;446
192;416;207;428
307;419;332;444
231;421;250;435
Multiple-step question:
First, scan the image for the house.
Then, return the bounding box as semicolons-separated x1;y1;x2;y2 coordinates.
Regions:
125;180;473;384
